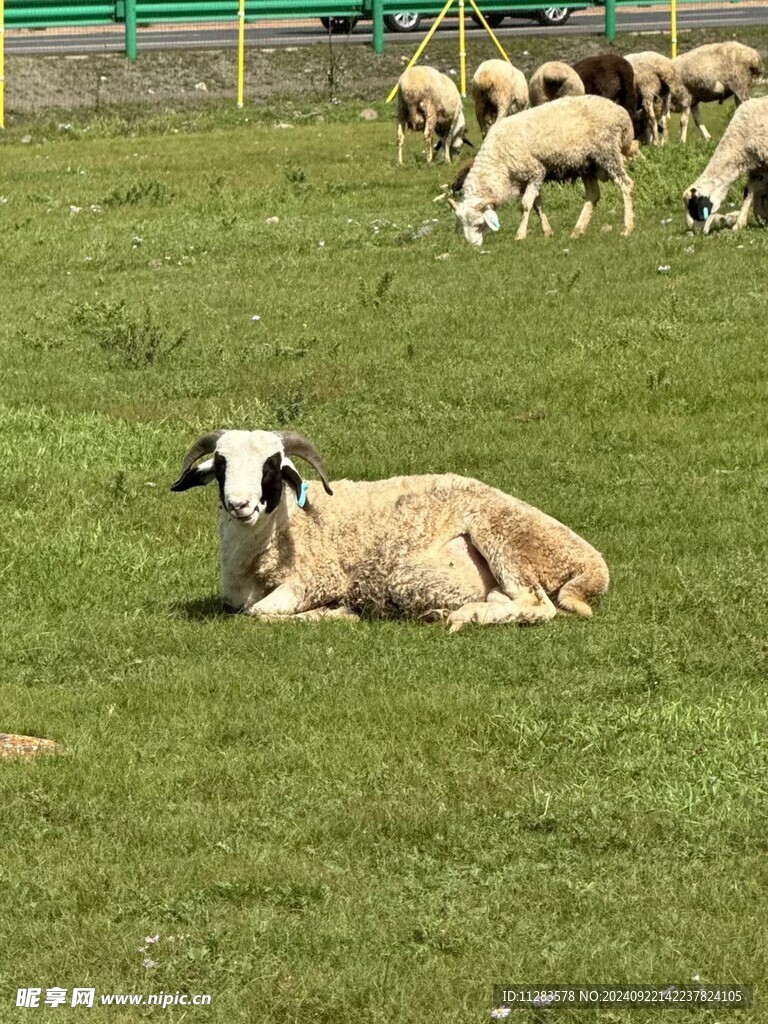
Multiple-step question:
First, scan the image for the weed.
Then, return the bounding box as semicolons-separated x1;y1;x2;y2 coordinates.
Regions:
73;300;188;367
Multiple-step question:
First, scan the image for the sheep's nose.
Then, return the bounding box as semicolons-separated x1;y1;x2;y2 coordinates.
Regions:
229;499;250;513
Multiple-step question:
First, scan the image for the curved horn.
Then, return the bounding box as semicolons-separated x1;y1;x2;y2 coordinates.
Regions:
278;431;333;495
170;430;224;491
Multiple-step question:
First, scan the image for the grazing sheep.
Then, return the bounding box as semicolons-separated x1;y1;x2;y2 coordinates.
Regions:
528;61;585;106
625;51;680;145
471;59;529;136
684;97;768;233
396;65;471;165
572;53;638;126
673;41;763;143
447;94;638;245
171;429;609;631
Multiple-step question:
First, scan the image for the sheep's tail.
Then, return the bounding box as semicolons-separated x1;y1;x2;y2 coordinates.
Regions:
621;118;640;161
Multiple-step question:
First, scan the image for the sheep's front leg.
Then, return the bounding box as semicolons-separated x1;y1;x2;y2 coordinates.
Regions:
732;184;755;232
292;606;360;622
692;102;711;142
397;121;405;165
244;581;305;619
571;174;600;237
447;588;557;633
516;182;542;240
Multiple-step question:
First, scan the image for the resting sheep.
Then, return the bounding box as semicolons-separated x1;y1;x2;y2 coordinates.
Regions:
396;66;471;165
572;54;638;127
673;41;763;143
447;94;638;245
171;429;609;631
625;51;679;145
528;61;585;107
684;97;768;233
471;59;529;136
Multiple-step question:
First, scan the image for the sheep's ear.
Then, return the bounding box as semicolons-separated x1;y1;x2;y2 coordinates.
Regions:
170;458;215;492
281;461;304;504
483;208;501;231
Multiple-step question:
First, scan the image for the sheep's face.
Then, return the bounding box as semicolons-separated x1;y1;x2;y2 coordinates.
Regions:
684;187;715;229
213;431;289;524
171;430;304;526
454;200;500;246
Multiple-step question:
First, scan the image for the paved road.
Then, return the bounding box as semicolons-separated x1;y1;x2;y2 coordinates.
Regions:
6;5;768;55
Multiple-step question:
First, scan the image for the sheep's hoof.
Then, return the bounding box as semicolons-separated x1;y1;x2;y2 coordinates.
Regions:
0;733;66;759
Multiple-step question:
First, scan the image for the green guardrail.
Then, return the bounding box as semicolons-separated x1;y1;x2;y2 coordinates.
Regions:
6;0;737;59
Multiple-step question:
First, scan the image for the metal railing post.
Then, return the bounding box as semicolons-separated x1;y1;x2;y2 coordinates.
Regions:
0;0;5;128
372;0;383;53
125;0;138;59
237;0;245;105
605;0;616;42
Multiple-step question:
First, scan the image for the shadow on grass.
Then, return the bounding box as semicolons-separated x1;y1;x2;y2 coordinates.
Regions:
172;595;230;621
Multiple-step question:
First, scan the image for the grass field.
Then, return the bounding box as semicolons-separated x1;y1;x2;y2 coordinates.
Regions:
1;86;768;1023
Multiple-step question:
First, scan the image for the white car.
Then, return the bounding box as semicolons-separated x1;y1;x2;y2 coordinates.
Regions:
320;5;575;32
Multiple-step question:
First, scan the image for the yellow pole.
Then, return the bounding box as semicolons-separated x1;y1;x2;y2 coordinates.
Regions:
237;0;246;108
466;0;511;62
0;0;5;130
670;0;677;58
458;0;466;97
386;0;456;102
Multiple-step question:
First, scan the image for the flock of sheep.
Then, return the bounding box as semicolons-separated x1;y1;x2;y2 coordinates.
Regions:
395;41;768;244
171;39;766;632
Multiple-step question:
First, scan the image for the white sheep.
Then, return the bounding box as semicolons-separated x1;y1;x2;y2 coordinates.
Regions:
673;41;763;143
625;51;680;145
528;61;585;107
171;429;609;631
684;97;768;233
396;66;470;165
447;94;638;245
471;59;529;136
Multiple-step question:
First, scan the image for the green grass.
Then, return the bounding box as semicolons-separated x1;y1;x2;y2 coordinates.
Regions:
1;95;768;1022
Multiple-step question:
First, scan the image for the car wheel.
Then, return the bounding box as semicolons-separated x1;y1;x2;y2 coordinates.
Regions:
384;12;423;31
320;16;359;33
535;6;572;25
469;10;506;27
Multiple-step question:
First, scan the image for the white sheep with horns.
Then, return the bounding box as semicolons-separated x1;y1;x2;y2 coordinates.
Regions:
171;429;610;631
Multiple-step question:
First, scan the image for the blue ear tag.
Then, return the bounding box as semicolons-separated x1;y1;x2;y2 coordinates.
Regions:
702;206;710;220
297;481;310;508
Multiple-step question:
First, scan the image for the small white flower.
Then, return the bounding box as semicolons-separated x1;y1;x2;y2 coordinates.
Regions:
137;946;147;953
685;246;694;255
490;1009;511;1019
144;482;157;487
657;264;671;272
145;934;159;944
69;205;82;215
318;241;325;247
143;958;159;969
251;315;261;321
660;217;673;225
